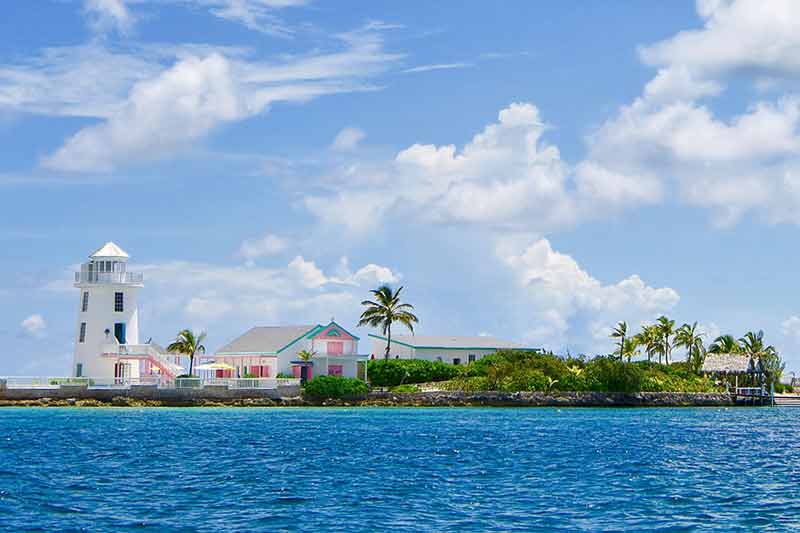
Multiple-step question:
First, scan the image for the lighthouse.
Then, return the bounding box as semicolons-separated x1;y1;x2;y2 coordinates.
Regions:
72;242;143;379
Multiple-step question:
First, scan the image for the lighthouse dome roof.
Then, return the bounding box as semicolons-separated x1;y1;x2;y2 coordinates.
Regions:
90;241;129;259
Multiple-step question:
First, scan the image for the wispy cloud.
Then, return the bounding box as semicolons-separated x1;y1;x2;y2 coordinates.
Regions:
402;62;472;74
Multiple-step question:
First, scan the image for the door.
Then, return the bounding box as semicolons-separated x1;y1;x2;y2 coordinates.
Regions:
114;323;126;344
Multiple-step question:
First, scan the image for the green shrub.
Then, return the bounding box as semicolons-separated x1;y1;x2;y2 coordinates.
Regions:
242;372;258;379
276;373;295;379
390;384;421;393
303;376;368;400
440;376;491;392
367;359;463;387
586;357;644;393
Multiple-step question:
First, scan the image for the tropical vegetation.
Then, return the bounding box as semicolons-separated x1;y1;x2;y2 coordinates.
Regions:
166;329;206;376
303;376;369;399
368;358;462;387
358;285;419;359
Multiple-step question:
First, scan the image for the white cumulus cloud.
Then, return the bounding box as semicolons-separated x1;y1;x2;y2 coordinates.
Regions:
498;237;679;350
20;314;47;338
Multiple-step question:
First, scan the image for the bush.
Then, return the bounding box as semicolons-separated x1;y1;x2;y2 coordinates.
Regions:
586;357;643;393
440;376;491;392
276;373;295;379
390;384;420;393
367;359;463;387
242;372;258;379
303;376;368;400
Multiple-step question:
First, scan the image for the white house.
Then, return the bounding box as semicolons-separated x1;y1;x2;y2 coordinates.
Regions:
368;334;531;365
213;321;368;380
72;242;182;382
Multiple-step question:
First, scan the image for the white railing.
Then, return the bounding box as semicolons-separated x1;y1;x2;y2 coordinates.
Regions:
3;377;64;389
74;271;143;285
2;376;300;390
228;378;278;389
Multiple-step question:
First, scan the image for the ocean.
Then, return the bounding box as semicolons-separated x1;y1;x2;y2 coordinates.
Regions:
0;407;798;531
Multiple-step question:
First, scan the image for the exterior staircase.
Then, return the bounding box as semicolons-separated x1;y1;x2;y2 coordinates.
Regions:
102;343;184;382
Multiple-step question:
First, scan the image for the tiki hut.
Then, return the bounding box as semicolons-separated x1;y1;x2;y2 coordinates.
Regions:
701;354;751;374
701;354;764;392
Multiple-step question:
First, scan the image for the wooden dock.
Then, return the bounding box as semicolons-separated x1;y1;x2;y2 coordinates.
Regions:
774;394;800;406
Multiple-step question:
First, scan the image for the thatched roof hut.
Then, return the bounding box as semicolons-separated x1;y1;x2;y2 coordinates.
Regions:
701;354;755;375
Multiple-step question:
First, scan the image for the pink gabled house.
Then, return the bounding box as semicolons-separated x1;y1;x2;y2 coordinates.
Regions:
211;321;368;380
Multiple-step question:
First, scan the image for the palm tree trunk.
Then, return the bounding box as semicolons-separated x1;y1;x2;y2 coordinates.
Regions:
189;353;194;376
384;324;392;360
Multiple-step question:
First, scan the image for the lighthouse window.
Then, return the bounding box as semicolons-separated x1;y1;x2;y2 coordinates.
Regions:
114;292;124;312
81;291;89;312
79;322;86;343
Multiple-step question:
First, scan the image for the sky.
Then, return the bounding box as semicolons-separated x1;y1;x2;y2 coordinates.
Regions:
3;0;800;376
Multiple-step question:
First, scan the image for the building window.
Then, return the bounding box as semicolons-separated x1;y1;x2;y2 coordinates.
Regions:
79;322;87;343
114;292;124;312
468;354;476;363
76;363;83;377
453;358;461;366
81;291;89;312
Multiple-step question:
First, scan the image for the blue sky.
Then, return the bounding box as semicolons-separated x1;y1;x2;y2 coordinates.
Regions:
3;0;800;375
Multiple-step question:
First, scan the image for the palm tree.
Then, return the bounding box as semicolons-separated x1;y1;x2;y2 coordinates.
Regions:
656;316;676;364
358;285;419;360
634;324;661;363
675;322;705;373
297;349;316;362
708;334;741;354
610;322;628;361
167;329;206;376
621;337;640;362
739;330;784;386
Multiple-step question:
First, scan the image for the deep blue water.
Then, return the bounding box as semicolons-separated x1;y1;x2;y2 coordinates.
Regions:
1;407;800;532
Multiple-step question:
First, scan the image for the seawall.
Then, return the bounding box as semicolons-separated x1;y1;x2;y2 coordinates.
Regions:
0;382;734;407
361;391;735;407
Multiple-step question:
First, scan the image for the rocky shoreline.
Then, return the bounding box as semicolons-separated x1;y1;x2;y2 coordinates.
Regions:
0;391;735;408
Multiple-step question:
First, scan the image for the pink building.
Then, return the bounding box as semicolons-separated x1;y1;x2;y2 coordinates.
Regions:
211;321;368;380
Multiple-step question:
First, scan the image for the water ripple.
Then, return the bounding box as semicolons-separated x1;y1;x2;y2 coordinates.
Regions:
1;407;799;531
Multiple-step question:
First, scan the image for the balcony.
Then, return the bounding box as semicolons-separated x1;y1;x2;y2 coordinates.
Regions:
74;271;143;286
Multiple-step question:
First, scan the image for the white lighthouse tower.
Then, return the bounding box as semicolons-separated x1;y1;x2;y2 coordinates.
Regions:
72;242;143;379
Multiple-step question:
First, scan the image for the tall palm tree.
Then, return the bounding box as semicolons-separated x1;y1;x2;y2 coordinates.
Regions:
610;322;628;361
634;324;661;363
739;330;766;358
675;322;705;373
167;329;206;376
708;334;741;354
656;316;676;364
739;330;783;386
621;337;640;362
358;285;419;360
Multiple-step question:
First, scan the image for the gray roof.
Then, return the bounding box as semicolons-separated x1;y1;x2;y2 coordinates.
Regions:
217;325;316;354
702;354;752;374
371;334;522;350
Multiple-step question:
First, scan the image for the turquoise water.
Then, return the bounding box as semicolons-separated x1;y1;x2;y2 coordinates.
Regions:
0;407;799;532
